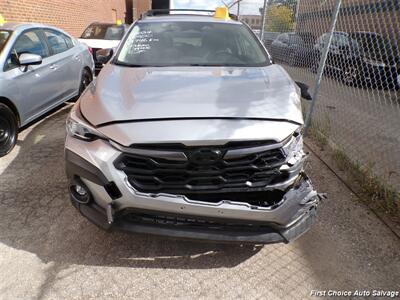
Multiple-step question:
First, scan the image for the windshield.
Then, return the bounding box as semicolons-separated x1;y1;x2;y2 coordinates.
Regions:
116;21;270;67
81;24;125;40
0;30;11;52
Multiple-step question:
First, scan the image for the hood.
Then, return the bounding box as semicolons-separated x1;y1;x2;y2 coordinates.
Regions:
77;39;120;49
80;64;304;127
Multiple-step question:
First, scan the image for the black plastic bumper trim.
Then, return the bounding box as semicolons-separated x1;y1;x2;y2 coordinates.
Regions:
65;149;109;186
72;199;316;244
65;149;122;200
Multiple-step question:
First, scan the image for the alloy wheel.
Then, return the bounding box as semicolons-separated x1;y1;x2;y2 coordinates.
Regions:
0;104;18;157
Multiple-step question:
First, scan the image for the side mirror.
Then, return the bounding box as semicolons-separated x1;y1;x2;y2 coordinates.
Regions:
295;81;313;101
19;53;42;66
96;48;113;64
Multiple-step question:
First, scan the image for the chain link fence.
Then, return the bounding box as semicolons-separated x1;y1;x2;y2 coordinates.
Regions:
238;0;400;202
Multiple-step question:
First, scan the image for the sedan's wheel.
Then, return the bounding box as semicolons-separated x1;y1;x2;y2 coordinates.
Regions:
72;69;93;102
343;66;360;86
0;104;18;157
79;69;92;95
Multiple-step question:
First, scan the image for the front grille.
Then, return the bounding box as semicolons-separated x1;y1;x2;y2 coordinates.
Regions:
114;142;287;195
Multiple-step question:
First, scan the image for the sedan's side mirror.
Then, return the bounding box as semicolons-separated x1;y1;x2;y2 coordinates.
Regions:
19;53;42;66
96;48;113;64
295;81;313;101
18;53;42;72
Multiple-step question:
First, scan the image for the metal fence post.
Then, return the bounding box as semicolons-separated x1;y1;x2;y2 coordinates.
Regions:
304;0;342;136
294;0;301;31
260;0;268;40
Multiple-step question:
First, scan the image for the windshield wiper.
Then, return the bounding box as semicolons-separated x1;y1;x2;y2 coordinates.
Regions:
114;61;150;67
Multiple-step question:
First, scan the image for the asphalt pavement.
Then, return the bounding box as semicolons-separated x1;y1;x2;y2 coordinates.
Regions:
0;104;399;300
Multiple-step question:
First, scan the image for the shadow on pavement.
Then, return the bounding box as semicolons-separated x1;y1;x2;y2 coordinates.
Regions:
0;107;262;270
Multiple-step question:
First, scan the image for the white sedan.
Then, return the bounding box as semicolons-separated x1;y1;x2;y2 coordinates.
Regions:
78;23;129;73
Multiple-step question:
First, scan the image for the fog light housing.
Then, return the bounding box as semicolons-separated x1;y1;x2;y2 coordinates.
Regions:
75;184;87;196
70;178;91;204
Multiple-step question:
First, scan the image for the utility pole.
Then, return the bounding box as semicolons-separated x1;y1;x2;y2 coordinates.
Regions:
294;0;301;31
260;0;268;40
236;1;240;17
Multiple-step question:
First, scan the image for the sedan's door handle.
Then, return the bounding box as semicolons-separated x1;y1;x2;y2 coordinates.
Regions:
49;64;58;70
73;54;80;61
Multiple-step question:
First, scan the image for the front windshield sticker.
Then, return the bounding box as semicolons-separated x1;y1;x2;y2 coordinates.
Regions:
133;30;158;54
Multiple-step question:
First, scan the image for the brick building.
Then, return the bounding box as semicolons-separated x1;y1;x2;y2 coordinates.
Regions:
296;0;400;47
132;0;152;20
0;0;154;37
133;0;169;19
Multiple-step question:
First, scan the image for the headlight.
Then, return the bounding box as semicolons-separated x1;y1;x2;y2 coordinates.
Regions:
363;57;386;67
282;130;304;166
66;102;107;141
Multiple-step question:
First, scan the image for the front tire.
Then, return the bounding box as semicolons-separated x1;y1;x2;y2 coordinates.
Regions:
72;69;93;102
79;68;92;95
0;103;18;157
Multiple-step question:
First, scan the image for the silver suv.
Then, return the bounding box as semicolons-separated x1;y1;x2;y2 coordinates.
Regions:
65;9;322;244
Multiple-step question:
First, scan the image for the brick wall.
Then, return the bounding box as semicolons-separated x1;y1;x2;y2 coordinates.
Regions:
133;0;152;20
0;0;128;37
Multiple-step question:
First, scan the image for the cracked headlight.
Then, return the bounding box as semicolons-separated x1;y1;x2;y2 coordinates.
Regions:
283;130;304;166
66;102;107;141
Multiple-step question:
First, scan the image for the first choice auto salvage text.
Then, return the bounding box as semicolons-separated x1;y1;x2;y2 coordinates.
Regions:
310;290;399;298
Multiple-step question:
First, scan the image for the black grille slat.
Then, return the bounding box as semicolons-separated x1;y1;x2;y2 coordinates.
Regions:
114;142;287;195
122;163;279;177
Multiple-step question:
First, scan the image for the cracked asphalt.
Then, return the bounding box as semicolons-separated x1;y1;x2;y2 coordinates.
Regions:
0;104;399;300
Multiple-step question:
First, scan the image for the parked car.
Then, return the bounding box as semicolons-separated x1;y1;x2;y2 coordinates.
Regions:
252;29;261;37
262;31;280;52
78;22;129;73
270;32;316;66
65;8;322;244
312;31;400;88
0;22;94;157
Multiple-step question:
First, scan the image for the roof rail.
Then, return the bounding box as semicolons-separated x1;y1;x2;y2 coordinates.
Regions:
140;9;238;20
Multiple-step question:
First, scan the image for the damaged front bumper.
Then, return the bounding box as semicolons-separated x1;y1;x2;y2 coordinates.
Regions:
65;137;323;244
72;198;318;244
